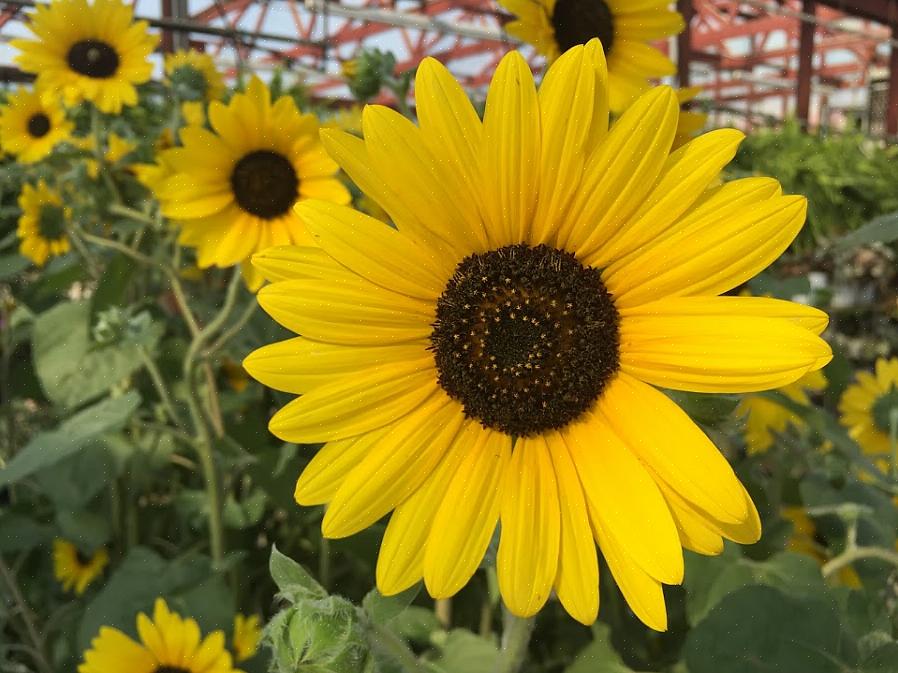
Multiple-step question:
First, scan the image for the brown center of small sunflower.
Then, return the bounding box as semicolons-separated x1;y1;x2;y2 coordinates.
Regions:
551;0;615;54
67;40;120;79
74;548;91;565
872;385;898;433
230;150;299;220
38;203;67;241
430;244;620;437
27;113;51;138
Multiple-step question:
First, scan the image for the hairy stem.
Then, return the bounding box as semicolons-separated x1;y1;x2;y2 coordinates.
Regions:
495;609;534;673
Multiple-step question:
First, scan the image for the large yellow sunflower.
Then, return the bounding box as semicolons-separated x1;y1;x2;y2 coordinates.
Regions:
80;598;240;673
156;76;351;291
500;0;683;111
12;0;158;114
165;50;226;102
0;88;73;163
243;43;831;630
53;539;108;595
17;180;71;267
839;357;898;456
737;369;827;455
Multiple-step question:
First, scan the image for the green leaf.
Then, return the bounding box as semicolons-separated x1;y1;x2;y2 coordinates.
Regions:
388;606;440;644
664;390;740;426
684;585;846;673
860;642;898;672
0;391;139;486
362;585;420;626
565;624;634;673
269;544;326;600
836;211;898;249
90;253;136;319
0;253;29;280
34;440;118;508
429;630;498;673
32;300;158;408
0;513;56;552
56;507;111;549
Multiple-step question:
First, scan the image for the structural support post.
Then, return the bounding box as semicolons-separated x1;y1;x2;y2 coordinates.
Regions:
796;0;815;128
887;24;898;137
677;0;693;89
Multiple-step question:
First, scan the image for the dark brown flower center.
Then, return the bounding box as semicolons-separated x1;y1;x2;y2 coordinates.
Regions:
230;150;299;220
27;113;51;138
430;244;620;437
38;203;66;241
67;40;120;78
551;0;615;55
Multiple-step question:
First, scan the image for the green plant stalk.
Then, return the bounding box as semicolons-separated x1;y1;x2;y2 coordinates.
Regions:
138;344;185;428
0;557;52;673
368;621;426;673
495;608;534;673
890;407;898;481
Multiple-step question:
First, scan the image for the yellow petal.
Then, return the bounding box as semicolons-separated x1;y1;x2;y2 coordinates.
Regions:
323;393;465;538
252;245;343;284
545;432;599;625
497;435;560;617
295;199;449;299
481;50;540;245
424;427;510;598
268;359;438;443
565;411;683;584
658;482;724;555
619;300;833;393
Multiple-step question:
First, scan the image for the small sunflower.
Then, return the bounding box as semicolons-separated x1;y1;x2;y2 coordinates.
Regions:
77;132;136;178
156;76;350;291
18;180;71;267
80;598;240;673
0;88;73;163
839;357;898;455
500;0;684;111
12;0;158;114
165;50;225;102
737;369;827;454
231;614;261;662
53;539;108;595
244;43;831;629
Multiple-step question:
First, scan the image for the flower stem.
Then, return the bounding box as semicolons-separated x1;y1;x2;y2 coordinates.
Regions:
368;621;425;673
495;608;534;673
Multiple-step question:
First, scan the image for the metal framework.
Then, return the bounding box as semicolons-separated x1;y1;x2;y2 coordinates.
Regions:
1;0;898;133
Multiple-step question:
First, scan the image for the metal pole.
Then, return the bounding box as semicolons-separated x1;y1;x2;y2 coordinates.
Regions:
796;0;816;127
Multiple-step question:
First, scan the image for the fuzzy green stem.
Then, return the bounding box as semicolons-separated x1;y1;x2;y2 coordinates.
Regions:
889;407;898;481
138;344;184;428
0;557;52;673
368;621;425;673
495;609;534;673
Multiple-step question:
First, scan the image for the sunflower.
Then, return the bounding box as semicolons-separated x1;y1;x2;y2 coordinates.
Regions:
674;87;707;149
18;180;71;267
243;43;831;629
165;50;225;102
53;539;108;595
839;357;898;456
156;76;351;291
737;369;827;455
500;0;683;111
12;0;158;114
231;614;261;662
77;132;136;178
79;598;239;673
0;88;73;163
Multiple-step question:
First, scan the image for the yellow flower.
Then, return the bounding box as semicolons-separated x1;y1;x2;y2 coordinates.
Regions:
839;357;898;456
0;88;73;163
322;105;364;136
181;101;206;128
134;152;176;197
53;539;108;595
499;0;683;112
674;86;707;149
17;180;70;267
77;132;136;178
156;76;351;292
737;369;827;454
243;43;831;630
165;49;225;102
341;59;358;79
232;613;261;662
12;0;158;114
79;598;240;673
781;507;861;588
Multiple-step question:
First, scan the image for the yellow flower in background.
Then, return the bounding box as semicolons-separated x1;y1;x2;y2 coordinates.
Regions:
500;0;683;111
18;180;71;267
244;43;831;629
79;598;239;673
0;88;73;163
322;104;364;136
12;0;158;114
77;132;136;178
165;49;226;102
232;613;262;662
181;101;206;128
782;507;862;588
674;86;708;149
840;357;898;455
341;59;358;79
157;76;350;291
53;539;108;595
737;369;827;454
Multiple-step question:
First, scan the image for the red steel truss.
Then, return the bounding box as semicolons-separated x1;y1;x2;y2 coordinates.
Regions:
1;1;898;132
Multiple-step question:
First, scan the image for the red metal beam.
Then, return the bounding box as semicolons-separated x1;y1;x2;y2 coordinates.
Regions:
888;23;898;135
796;0;816;125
